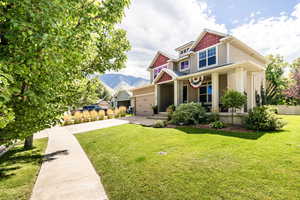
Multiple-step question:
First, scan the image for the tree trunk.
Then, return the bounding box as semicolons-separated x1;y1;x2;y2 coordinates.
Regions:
24;135;33;149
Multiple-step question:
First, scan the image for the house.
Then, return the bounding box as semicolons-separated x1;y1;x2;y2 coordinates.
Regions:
131;29;266;121
112;88;133;108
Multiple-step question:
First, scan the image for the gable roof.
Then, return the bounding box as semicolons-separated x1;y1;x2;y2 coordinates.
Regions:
153;68;178;84
147;51;174;70
190;29;228;51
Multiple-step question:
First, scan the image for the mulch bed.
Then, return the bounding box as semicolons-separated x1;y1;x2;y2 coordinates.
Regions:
166;124;254;133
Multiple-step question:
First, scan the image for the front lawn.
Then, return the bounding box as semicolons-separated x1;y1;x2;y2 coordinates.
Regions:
0;138;48;200
76;115;300;200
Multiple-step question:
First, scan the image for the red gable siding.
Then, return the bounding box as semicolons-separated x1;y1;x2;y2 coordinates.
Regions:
152;54;169;68
156;72;172;83
193;32;223;51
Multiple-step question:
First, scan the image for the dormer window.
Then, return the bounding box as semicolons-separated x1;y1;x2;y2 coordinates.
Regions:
180;60;189;71
180;48;189;56
198;46;217;68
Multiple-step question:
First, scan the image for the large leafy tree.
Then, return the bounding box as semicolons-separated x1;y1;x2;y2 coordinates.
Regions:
284;58;300;104
0;0;131;148
265;55;288;104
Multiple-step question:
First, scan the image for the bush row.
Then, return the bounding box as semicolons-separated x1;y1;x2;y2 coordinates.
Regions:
167;102;285;131
63;106;127;125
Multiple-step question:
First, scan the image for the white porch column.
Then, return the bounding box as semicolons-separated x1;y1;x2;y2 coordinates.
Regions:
235;67;245;113
249;72;256;109
174;80;179;106
155;84;159;106
212;72;219;112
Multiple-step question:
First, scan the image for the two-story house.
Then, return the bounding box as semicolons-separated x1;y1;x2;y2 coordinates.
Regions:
131;29;266;119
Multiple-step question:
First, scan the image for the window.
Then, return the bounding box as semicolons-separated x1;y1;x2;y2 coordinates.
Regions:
199;51;207;68
180;60;189;71
153;64;168;79
198;46;217;68
198;81;212;104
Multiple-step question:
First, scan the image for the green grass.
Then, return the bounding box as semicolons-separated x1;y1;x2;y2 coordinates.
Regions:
0;138;48;200
76;115;300;200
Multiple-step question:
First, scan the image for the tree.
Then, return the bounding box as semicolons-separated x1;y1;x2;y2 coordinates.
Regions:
0;0;131;148
265;55;288;104
0;69;14;128
221;90;247;125
74;78;112;108
284;58;300;103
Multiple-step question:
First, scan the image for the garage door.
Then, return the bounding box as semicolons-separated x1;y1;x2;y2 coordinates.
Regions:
135;94;154;116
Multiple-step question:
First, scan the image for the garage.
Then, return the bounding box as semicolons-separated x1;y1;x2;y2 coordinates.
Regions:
131;85;155;116
135;94;154;116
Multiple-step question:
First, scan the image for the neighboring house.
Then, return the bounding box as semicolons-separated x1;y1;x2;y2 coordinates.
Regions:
112;89;133;108
131;29;266;117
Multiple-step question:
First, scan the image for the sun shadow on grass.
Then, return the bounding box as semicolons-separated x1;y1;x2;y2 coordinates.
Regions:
175;127;286;140
0;145;68;181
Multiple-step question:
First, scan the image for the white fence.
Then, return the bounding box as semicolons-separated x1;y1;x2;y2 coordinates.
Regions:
276;105;300;115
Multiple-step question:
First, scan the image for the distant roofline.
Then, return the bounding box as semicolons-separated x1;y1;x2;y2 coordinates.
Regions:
175;41;194;52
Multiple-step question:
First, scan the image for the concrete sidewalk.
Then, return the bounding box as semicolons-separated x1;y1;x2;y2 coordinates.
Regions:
31;126;109;200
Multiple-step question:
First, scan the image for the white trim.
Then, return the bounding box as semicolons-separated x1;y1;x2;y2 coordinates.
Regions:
226;42;230;63
179;59;190;72
153;68;178;84
152;63;168;81
133;92;155;98
197;44;219;70
156;79;173;85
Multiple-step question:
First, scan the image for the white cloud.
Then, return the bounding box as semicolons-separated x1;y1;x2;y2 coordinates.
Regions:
231;3;300;62
114;1;300;79
118;0;227;78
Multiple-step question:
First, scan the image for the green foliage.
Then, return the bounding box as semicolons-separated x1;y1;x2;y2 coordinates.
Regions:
0;0;131;145
221;90;247;124
153;120;166;128
0;69;14;128
166;104;176;120
74;78;110;108
265;55;289;105
206;112;220;123
245;106;286;131
209;121;225;129
171;103;206;125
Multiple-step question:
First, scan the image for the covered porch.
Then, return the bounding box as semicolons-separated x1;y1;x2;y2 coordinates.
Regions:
154;62;265;113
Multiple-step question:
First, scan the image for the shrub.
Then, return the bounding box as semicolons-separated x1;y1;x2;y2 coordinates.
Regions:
209;121;225;129
82;111;91;122
107;109;114;119
207;112;219;123
244;106;286;131
221;90;247;125
153;120;166;128
74;111;83;124
114;108;120;118
166;104;176;120
170;102;206;125
90;110;98;121
63;114;73;126
119;106;127;117
98;110;105;120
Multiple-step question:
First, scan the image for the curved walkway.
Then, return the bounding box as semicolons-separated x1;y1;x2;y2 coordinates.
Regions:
31;119;130;200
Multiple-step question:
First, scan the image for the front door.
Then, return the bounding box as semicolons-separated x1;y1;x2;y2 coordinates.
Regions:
183;85;188;103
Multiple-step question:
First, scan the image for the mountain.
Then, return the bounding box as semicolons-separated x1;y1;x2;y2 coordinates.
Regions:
98;74;149;89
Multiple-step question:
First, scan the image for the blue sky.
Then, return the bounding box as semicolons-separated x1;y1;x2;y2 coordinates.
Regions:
208;0;300;28
117;0;300;78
